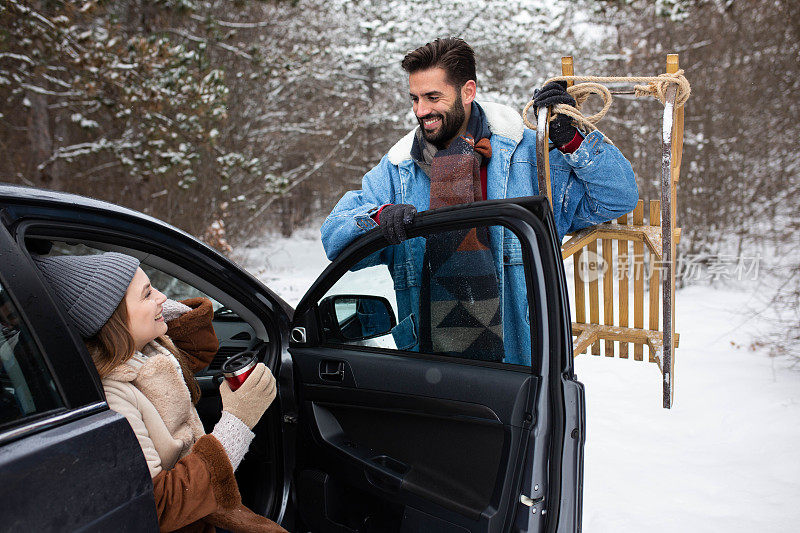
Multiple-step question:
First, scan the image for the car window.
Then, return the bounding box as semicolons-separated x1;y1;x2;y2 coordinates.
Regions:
40;240;224;311
0;280;64;427
318;223;532;365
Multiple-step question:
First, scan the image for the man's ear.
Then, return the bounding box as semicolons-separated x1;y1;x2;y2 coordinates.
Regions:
461;80;477;105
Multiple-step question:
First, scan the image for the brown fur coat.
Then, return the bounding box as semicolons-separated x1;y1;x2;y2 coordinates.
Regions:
102;298;287;533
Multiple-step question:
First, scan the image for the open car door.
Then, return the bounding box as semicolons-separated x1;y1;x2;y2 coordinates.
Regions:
289;197;585;532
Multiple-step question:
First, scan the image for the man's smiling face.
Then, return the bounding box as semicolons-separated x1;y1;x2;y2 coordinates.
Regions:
408;67;475;149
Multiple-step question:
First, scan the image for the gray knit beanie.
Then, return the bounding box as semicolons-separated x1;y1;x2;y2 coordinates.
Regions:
34;252;140;338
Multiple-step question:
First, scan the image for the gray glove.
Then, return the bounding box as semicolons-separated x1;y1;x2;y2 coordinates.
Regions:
219;363;277;429
379;204;417;244
161;298;192;322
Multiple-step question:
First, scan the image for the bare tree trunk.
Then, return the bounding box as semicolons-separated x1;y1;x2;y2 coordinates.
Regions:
25;92;55;187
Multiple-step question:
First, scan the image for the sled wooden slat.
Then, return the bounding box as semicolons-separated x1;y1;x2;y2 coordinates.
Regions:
602;237;614;357
633;201;645;361
588;240;600;355
573;248;586;354
572;323;599;357
649;200;661;363
561;56;575;87
561;229;599;259
536;109;553;208
617;214;629;358
668;54;684;184
561;224;665;260
562;50;582;353
573;323;679;357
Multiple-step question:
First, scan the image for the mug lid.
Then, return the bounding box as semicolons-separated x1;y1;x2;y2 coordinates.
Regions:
221;351;257;374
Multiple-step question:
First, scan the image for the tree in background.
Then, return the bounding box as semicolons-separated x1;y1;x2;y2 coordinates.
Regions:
1;0;596;243
1;1;271;242
587;0;799;252
261;0;594;238
589;0;800;356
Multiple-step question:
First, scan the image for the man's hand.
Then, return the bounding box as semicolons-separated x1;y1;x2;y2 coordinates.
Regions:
378;204;416;244
533;81;576;110
533;81;579;147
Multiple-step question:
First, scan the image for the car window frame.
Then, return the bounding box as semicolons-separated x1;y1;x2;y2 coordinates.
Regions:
40;239;227;312
15;219;282;345
294;203;557;375
0;223;107;444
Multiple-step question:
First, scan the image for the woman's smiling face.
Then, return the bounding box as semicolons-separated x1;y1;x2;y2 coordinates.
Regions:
124;268;168;351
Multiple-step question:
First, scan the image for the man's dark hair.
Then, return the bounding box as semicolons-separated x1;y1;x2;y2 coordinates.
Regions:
401;37;476;88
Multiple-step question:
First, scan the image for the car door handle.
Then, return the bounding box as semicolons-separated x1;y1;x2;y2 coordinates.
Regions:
364;454;410;493
319;360;345;382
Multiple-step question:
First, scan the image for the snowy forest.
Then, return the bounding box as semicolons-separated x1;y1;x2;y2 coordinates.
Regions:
2;0;799;356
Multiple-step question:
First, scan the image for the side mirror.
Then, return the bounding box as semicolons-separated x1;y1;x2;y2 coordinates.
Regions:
319;294;397;342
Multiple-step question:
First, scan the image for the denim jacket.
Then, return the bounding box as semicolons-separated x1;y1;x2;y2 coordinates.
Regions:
321;101;638;365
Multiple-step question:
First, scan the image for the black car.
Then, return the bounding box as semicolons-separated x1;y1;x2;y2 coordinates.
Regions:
0;184;584;532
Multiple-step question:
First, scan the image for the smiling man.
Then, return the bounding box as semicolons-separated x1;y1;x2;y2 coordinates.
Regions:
410;67;471;148
320;37;638;364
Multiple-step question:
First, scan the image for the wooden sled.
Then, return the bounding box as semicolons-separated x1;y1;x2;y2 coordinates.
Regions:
535;55;686;408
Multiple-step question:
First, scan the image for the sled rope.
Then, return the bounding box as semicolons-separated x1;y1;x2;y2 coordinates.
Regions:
522;70;691;140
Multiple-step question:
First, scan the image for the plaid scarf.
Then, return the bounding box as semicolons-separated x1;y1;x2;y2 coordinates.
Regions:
413;102;504;360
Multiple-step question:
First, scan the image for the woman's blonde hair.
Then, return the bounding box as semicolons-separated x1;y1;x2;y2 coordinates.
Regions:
86;299;200;404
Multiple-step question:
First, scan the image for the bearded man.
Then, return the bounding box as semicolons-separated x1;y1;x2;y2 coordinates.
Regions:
320;38;638;365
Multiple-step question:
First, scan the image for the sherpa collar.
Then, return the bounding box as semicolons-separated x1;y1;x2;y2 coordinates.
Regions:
104;340;202;441
104;341;179;383
388;100;525;166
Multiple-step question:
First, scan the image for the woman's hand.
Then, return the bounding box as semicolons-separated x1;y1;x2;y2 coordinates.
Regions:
219;363;276;429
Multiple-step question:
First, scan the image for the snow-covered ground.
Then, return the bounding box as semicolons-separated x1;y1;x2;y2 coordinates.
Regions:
235;228;800;532
578;286;800;532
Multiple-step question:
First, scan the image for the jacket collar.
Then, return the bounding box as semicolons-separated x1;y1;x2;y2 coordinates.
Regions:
387;101;525;166
103;341;177;383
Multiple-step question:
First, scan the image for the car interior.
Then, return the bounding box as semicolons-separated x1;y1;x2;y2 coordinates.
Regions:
0;282;65;429
20;232;284;519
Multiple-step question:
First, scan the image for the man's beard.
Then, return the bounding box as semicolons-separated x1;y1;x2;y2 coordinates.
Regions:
417;93;465;149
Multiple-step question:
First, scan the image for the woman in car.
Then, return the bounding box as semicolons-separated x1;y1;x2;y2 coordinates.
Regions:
34;252;287;533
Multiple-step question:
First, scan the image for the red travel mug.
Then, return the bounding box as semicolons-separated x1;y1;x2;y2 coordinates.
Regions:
221;351;258;392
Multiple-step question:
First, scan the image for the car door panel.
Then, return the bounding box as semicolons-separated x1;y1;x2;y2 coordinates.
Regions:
0;410;158;532
293;348;533;422
290;199;580;532
295;347;536;519
550;378;585;533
